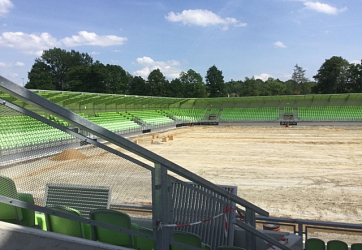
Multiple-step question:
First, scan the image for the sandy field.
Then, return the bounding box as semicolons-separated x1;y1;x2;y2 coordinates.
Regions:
129;125;362;225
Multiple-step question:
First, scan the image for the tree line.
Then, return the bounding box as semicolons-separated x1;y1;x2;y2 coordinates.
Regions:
26;48;362;97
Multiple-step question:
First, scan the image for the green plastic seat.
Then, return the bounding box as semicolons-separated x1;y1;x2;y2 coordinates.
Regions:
306;238;325;250
45;206;83;238
137;227;156;250
218;246;245;250
352;243;362;250
89;209;138;248
171;231;203;250
327;240;348;250
0;175;23;224
0;175;35;227
17;193;35;227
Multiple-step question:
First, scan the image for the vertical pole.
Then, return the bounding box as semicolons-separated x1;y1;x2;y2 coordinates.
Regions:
298;222;303;238
154;163;171;250
245;208;256;250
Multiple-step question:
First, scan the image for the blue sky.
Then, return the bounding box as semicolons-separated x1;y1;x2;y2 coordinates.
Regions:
0;0;361;86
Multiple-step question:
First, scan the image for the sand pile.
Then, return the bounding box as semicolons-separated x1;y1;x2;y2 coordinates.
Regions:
51;148;87;161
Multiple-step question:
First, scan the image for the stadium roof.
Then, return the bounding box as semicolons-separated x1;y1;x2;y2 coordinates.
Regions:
1;89;362;108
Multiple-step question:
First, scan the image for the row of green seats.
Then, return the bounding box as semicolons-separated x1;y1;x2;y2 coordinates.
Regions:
209;108;220;115
49;114;69;127
221;108;279;121
166;109;207;121
306;238;362;250
284;107;293;114
126;110;174;125
0;114;73;150
86;115;141;132
0;129;73;150
298;106;362;120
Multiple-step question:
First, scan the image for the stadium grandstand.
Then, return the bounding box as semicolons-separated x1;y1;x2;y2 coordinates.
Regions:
1;75;362;250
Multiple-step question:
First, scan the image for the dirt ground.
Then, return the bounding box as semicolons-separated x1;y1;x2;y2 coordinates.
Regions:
129;125;362;225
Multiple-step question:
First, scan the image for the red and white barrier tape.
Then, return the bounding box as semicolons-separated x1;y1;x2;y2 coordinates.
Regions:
157;206;234;230
224;204;229;238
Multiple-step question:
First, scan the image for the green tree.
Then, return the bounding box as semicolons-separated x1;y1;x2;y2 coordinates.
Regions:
65;61;108;93
27;48;93;90
292;64;308;84
284;79;298;95
266;78;286;96
291;64;314;95
241;77;261;96
129;76;148;95
179;69;206;98
26;61;55;90
347;60;362;93
147;69;169;96
224;80;242;97
205;65;225;97
313;56;351;94
169;78;185;98
105;64;129;94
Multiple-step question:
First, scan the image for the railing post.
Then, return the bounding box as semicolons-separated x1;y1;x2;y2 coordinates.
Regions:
245;208;256;250
298;222;303;238
154;163;172;250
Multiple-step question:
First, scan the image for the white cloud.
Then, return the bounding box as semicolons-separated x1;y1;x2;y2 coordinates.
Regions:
350;60;361;65
134;56;182;79
15;61;24;66
274;41;287;48
0;61;24;67
0;31;60;55
303;1;347;15
61;31;127;47
89;51;100;55
0;0;13;17
165;9;246;30
254;73;273;81
0;31;127;55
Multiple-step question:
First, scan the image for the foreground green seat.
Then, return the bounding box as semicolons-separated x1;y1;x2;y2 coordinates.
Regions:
352;243;362;250
45;206;83;238
171;231;201;250
306;238;325;250
171;231;206;250
0;175;35;227
89;209;138;248
137;227;156;250
327;240;348;250
218;246;245;250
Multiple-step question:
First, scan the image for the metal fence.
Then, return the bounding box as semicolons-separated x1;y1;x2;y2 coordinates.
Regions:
170;179;237;248
0;75;291;250
0;100;153;214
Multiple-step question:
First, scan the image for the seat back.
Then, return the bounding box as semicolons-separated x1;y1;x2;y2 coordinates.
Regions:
45;206;83;238
138;227;156;250
44;183;111;218
89;209;134;248
218;247;246;250
352;243;362;250
171;231;202;250
0;175;22;221
327;240;348;250
306;238;325;250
